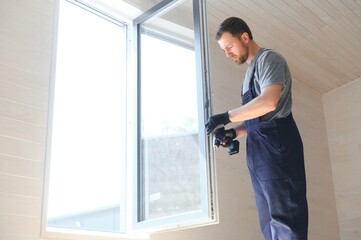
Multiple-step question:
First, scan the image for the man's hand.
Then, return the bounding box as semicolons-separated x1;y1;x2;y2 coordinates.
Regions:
205;111;230;135
213;128;236;148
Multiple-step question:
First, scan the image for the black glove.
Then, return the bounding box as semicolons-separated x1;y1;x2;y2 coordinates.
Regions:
206;111;230;135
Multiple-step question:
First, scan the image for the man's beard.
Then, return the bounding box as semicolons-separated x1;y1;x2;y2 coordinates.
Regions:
236;44;249;65
236;55;247;65
235;44;249;65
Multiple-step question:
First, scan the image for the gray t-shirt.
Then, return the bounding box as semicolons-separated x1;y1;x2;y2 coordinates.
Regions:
242;48;292;121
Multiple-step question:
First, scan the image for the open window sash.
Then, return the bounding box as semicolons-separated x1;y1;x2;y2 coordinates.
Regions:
132;0;217;232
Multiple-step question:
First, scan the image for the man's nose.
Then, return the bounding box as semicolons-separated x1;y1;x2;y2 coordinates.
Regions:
225;50;233;58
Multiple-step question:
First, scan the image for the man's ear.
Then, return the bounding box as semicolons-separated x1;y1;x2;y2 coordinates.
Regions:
242;32;250;42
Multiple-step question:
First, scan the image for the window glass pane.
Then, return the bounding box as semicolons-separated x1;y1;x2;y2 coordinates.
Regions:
47;0;126;233
139;0;202;221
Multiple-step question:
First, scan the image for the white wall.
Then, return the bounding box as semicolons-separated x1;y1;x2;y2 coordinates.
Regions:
323;77;361;240
292;79;340;240
0;0;54;239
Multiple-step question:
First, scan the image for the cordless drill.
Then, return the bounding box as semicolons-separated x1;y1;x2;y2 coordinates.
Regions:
213;127;239;155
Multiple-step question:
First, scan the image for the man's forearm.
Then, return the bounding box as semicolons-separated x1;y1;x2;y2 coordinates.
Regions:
234;123;247;138
228;84;282;123
229;95;276;122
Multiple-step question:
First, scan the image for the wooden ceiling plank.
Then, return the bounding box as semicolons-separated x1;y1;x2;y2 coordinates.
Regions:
182;0;361;93
250;1;353;89
329;0;361;32
314;0;361;43
300;0;361;65
208;0;330;93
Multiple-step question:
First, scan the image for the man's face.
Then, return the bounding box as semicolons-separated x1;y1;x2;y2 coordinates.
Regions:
217;32;249;65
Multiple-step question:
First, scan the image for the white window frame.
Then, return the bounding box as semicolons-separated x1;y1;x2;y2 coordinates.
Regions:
42;0;217;238
42;0;134;238
132;0;217;232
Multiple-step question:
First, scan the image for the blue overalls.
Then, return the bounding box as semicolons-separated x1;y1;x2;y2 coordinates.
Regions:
242;68;308;239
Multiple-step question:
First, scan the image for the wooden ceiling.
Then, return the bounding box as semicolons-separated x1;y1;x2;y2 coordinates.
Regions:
206;0;361;94
93;0;361;94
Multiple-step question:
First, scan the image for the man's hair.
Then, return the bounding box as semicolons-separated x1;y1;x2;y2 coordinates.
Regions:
215;17;253;40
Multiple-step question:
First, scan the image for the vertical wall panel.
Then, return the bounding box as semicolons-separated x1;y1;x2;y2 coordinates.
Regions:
292;79;340;240
0;0;55;239
323;77;361;240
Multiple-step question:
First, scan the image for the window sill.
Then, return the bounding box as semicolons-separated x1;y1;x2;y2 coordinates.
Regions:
42;227;149;240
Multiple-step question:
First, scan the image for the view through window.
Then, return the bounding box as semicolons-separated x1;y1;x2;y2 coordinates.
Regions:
140;33;200;220
135;0;214;229
47;0;127;232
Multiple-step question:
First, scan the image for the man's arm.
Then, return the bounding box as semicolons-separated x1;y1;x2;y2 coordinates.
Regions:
234;123;247;138
229;83;283;123
205;84;283;135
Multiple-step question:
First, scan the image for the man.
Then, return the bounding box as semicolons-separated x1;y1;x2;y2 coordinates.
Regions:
206;17;308;239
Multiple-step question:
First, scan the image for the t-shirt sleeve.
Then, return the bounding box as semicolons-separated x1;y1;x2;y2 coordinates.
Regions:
257;51;287;89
